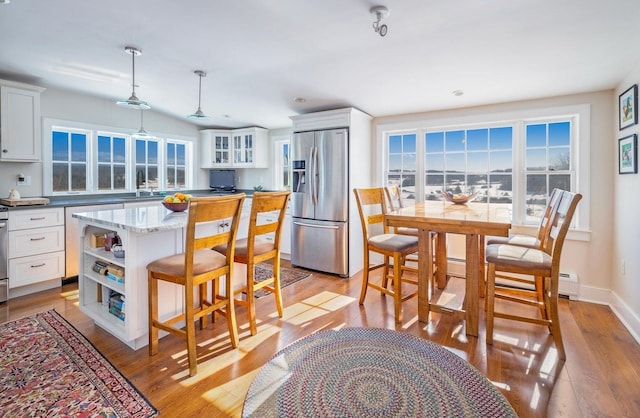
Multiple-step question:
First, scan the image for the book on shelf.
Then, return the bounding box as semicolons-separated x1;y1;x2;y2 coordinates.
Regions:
108;292;126;321
92;260;108;275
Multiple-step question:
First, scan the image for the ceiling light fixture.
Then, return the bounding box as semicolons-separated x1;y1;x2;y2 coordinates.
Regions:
116;46;150;110
188;70;210;119
371;6;389;37
133;109;155;138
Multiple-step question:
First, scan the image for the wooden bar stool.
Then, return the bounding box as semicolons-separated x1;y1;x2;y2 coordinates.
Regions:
147;194;245;377
354;187;419;323
485;190;581;361
214;191;291;336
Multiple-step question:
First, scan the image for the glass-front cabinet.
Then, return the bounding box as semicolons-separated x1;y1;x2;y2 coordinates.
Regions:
200;127;268;168
213;132;231;165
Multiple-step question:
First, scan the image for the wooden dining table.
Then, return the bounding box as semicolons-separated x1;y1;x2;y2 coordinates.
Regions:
385;200;512;336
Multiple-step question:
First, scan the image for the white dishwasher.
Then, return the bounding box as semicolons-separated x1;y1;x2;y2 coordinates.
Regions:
64;204;122;282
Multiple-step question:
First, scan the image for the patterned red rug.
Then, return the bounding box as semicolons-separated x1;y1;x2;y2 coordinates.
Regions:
0;309;157;417
252;263;312;298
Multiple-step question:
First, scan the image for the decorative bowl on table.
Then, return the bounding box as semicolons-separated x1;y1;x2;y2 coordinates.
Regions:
441;191;478;205
162;193;192;212
162;201;189;212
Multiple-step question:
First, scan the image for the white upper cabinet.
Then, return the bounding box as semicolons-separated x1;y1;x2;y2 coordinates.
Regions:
200;127;268;168
0;80;45;162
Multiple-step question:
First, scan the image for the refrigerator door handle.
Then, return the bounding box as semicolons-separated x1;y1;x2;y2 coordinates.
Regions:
293;221;340;230
311;146;319;206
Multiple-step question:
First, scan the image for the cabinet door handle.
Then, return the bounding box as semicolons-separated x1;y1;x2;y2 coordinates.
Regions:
30;216;46;221
30;263;46;268
30;237;46;241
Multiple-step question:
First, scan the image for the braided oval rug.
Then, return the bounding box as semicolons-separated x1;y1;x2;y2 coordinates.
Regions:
243;327;516;418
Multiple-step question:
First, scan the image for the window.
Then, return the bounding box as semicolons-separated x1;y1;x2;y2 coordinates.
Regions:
135;138;159;190
524;121;572;222
387;133;416;206
98;133;127;191
424;127;513;204
381;105;587;231
52;129;89;192
273;136;291;190
44;119;194;195
166;141;187;189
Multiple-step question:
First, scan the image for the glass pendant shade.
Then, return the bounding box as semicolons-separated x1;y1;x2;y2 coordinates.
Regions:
117;46;151;110
188;70;210;119
133;110;155;138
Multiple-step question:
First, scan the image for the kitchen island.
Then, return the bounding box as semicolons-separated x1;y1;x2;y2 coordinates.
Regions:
74;204;189;350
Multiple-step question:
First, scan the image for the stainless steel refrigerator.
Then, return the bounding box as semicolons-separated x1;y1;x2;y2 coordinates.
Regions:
291;128;349;276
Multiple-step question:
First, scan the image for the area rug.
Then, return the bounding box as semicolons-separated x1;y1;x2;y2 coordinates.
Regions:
0;309;157;418
252;263;312;298
243;327;517;418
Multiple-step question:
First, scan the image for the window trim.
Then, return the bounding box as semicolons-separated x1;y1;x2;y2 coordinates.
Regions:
43;118;195;195
375;104;591;240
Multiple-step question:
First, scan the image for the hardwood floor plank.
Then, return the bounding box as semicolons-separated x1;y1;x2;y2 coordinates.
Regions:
2;266;640;417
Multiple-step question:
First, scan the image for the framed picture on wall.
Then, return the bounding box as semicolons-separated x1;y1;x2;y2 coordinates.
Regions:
618;134;637;174
619;84;638;130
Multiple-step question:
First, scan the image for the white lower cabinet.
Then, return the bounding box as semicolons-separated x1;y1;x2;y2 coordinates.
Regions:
8;207;65;291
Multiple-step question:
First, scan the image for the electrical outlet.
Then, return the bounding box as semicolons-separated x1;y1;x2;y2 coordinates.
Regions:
621;259;626;276
17;175;31;186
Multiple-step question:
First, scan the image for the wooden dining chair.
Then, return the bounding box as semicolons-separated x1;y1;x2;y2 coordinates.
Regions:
354;187;419;323
214;191;291;336
486;188;561;250
485;189;581;360
384;185;440;290
147;193;245;377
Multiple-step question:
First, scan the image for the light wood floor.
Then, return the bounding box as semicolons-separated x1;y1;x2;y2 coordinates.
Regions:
2;264;639;418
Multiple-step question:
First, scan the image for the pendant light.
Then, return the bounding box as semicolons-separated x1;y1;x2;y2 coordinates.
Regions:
133;109;155;138
188;70;210;119
116;46;151;110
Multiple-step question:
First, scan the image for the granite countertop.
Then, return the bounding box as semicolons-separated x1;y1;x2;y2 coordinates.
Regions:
72;205;189;233
4;189;255;210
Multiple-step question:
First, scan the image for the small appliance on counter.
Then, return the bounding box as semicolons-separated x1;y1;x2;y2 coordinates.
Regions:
0;190;50;207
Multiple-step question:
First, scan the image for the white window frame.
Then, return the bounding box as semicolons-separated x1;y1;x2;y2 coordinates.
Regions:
376;104;591;241
43;118;194;195
273;134;292;191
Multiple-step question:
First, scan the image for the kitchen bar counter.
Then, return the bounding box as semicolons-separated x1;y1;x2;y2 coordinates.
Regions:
74;205;188;349
73;205;188;234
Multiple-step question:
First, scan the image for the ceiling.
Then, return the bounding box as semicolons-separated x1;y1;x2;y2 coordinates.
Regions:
1;0;638;130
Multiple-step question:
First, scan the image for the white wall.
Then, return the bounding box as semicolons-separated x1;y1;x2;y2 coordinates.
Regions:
0;87;200;198
372;90;616;316
613;67;640;341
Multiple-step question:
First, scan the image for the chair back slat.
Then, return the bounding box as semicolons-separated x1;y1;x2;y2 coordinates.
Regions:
537;188;563;253
354;188;388;240
185;194;245;273
547;190;582;269
246;191;291;252
384;185;404;211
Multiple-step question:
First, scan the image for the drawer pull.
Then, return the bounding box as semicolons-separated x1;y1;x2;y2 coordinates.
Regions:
30;216;46;221
30;237;46;241
30;263;46;268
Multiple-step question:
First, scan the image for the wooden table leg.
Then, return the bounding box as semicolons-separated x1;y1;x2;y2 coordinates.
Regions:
465;233;479;336
418;228;433;323
479;235;486;298
436;232;447;289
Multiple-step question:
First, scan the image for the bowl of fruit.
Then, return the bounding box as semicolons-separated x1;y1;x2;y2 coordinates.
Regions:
441;191;478;205
162;192;192;212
